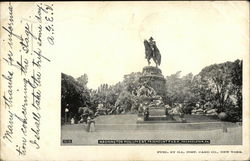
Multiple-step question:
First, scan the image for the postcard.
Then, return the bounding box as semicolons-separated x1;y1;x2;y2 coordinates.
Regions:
1;1;249;160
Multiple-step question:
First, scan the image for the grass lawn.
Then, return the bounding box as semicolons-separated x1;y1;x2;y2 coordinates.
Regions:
61;114;242;145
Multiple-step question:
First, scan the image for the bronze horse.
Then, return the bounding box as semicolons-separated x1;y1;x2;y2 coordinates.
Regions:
143;40;161;67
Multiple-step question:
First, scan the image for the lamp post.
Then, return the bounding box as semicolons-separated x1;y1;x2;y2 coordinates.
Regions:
65;104;69;124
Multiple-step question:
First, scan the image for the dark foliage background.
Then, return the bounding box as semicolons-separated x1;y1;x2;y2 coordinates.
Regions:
61;59;242;123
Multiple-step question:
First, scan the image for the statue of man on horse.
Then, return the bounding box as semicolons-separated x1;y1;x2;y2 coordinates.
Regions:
144;37;161;67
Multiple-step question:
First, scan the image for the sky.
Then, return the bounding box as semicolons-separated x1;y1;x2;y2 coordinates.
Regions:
54;1;249;89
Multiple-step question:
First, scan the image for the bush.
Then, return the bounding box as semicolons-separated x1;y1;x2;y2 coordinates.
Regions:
224;105;242;122
182;105;194;114
218;112;227;121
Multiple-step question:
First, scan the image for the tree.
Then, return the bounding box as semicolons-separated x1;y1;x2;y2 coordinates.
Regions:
198;61;239;109
89;72;142;115
89;82;123;114
225;60;242;121
191;74;215;106
115;91;135;113
230;60;242;109
195;60;242;121
165;71;195;106
77;74;88;88
61;73;90;122
123;72;142;95
165;71;182;105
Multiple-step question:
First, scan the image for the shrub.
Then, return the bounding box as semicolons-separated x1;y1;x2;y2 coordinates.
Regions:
182;105;194;114
218;112;227;121
224;105;242;122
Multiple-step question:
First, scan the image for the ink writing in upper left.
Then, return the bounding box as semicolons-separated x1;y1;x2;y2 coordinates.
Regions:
1;2;54;156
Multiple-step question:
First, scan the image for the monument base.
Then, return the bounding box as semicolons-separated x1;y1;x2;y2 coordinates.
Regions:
139;66;166;97
137;66;168;121
137;114;187;123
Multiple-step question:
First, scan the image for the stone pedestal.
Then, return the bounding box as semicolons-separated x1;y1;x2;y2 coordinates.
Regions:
139;66;166;97
137;66;167;121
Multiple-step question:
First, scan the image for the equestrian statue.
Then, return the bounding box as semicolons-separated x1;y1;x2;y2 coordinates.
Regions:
143;37;161;67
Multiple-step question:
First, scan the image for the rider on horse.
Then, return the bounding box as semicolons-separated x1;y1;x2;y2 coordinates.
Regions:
143;37;161;67
148;37;156;58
